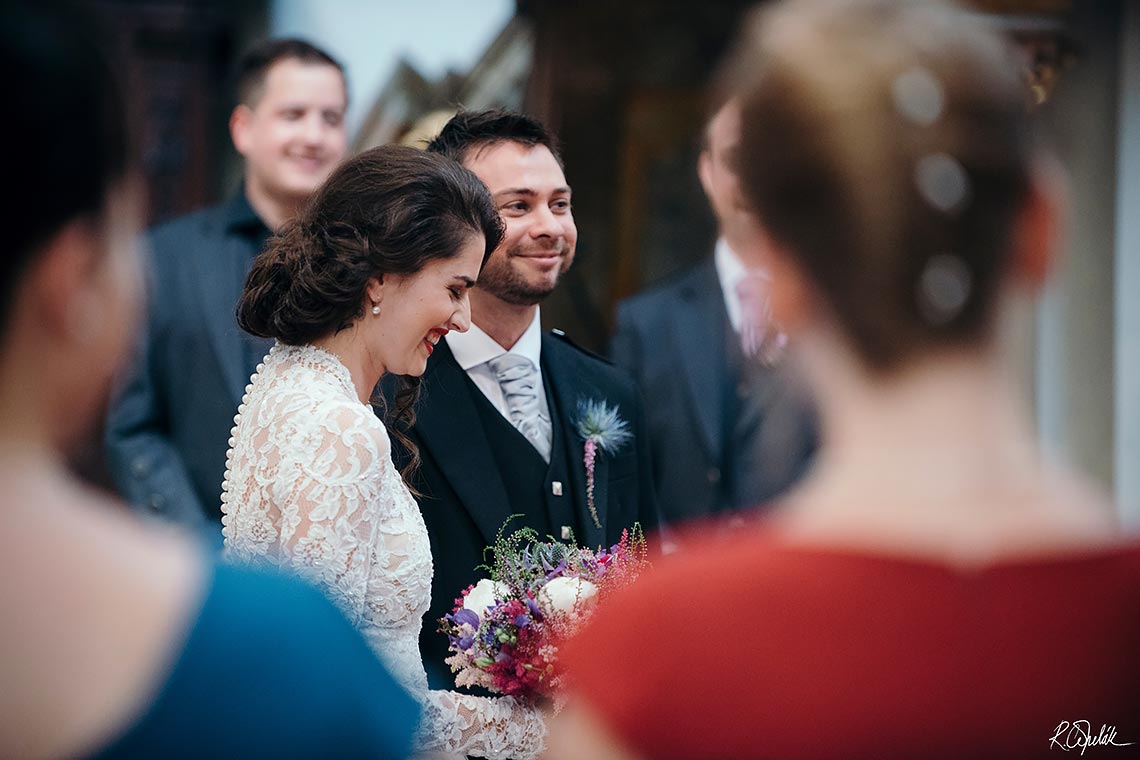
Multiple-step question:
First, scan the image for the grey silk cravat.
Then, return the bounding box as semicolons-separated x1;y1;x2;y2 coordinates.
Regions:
736;272;788;367
486;353;552;463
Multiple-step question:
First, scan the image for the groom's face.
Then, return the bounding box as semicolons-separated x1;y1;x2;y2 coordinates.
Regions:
463;141;577;306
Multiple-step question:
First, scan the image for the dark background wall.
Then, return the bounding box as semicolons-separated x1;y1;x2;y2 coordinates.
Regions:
92;0;268;226
520;0;749;349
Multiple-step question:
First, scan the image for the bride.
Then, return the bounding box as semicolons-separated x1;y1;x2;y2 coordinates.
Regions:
221;145;546;759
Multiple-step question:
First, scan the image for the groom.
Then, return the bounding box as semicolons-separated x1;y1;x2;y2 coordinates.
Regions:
385;110;660;689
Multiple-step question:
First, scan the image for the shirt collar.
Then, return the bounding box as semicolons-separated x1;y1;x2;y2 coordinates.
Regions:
223;189;272;238
714;237;749;290
446;307;543;371
715;238;772;333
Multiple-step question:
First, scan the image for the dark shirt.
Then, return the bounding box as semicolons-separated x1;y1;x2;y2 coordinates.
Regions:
223;195;275;375
224;191;272;253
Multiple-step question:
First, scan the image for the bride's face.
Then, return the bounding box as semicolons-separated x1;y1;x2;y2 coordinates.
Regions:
370;232;485;376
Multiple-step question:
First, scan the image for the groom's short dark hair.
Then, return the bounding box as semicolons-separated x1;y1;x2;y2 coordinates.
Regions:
426;109;563;168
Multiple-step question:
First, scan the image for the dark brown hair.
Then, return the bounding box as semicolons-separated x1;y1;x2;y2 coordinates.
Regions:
3;1;130;337
426;109;563;168
238;145;503;480
727;0;1037;372
234;37;345;108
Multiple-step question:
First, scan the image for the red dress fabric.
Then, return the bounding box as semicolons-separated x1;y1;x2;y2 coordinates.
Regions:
564;527;1140;759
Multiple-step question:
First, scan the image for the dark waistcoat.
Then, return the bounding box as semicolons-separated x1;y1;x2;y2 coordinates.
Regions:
468;379;584;542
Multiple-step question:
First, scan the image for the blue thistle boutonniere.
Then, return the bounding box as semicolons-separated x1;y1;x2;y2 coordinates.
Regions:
574;399;633;529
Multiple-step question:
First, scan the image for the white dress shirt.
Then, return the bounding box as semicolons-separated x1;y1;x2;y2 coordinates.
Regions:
713;237;772;334
444;307;552;426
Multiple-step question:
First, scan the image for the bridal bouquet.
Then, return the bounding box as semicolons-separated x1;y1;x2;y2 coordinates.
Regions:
440;521;649;703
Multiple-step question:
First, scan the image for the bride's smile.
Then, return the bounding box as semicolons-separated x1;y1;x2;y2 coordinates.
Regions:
366;233;484;377
422;328;447;356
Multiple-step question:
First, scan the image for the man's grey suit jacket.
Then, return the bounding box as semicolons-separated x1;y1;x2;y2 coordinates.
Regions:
611;257;817;525
105;194;270;532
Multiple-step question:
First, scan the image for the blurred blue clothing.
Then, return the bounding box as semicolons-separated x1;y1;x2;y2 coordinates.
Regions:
89;563;419;760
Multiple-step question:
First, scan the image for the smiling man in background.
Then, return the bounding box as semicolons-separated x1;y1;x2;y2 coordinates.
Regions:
106;39;348;537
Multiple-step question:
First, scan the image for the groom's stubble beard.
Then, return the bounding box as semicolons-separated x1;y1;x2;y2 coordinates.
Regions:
476;238;575;307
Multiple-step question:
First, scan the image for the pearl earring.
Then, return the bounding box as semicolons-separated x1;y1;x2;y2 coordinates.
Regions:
371;304;380;316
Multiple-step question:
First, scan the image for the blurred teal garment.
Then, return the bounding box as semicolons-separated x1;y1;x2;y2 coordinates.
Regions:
89;563;419;760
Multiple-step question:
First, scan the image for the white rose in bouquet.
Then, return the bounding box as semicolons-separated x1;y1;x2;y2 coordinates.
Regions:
538;576;599;615
463;578;509;619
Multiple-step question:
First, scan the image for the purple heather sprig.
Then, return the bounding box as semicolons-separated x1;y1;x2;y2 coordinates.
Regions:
574;399;633;529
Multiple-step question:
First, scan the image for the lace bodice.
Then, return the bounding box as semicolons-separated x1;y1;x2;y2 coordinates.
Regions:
222;343;545;759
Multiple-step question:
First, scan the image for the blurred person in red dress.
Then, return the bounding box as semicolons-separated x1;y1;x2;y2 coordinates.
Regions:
548;1;1140;758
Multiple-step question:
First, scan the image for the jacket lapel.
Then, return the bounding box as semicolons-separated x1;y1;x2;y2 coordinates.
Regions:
415;339;515;547
542;335;607;549
193;228;252;407
670;259;728;465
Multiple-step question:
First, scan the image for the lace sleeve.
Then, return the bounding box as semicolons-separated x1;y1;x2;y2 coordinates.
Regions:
225;391;386;627
275;402;387;625
415;691;546;760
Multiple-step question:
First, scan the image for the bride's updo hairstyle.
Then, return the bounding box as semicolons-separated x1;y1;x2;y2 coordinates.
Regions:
238;145;502;482
727;0;1039;372
239;144;503;345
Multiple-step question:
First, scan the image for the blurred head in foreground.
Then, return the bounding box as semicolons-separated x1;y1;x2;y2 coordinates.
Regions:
544;5;1136;759
0;13;419;760
1;1;143;453
726;0;1056;378
717;0;1115;559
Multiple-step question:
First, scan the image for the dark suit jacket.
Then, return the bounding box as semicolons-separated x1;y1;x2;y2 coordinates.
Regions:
383;332;660;688
105;194;271;533
612;257;817;526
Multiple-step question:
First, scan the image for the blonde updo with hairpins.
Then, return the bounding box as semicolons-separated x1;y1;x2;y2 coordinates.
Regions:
726;0;1039;371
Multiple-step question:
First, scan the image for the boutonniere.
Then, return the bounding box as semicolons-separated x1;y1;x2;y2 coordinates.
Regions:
574;399;633;529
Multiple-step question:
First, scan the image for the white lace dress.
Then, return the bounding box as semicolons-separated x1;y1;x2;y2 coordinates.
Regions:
221;343;546;759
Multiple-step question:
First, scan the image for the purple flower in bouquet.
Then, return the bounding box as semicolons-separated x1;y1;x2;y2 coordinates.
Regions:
447;607;482;649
